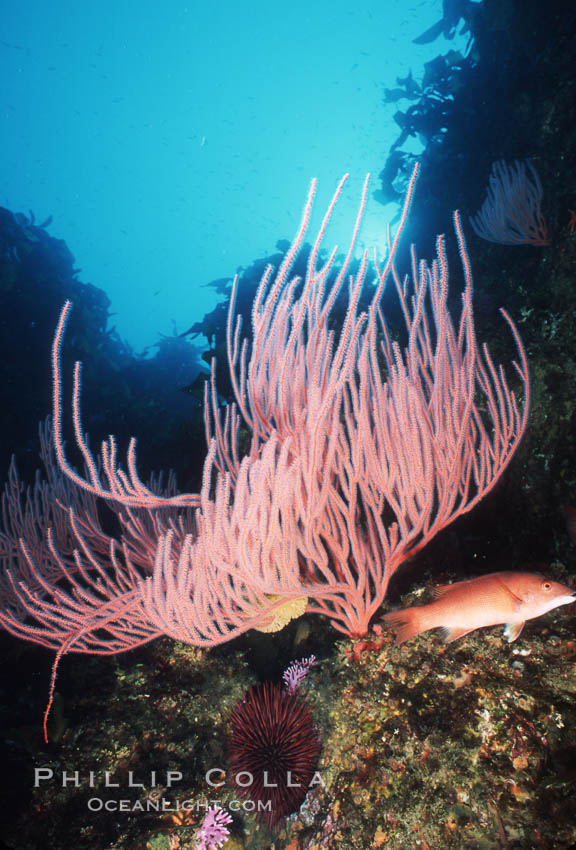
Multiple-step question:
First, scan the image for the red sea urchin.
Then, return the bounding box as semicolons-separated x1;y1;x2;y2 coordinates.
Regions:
228;682;321;827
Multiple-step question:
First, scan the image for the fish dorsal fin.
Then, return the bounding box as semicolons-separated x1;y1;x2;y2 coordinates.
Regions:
504;621;525;642
432;578;479;601
432;575;489;600
432;582;457;600
433;574;528;611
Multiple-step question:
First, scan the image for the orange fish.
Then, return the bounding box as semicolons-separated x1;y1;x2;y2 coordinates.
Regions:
382;572;575;645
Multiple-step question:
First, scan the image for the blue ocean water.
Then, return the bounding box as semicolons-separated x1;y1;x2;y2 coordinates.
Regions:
1;0;473;352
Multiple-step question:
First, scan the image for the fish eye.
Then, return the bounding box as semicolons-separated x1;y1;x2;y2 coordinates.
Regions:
542;581;552;592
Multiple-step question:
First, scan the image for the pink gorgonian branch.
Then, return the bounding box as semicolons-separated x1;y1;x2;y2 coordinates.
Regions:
0;163;530;740
469;159;550;246
51;303;202;510
206;164;530;637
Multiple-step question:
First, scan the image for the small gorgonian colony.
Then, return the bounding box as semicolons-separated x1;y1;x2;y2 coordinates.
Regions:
0;164;529;737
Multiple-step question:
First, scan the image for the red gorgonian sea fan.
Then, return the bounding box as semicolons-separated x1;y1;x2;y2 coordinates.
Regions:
0;163;530;741
469;159;550;246
228;682;321;827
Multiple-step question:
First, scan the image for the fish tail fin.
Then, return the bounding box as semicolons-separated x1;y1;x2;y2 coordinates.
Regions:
381;608;425;645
